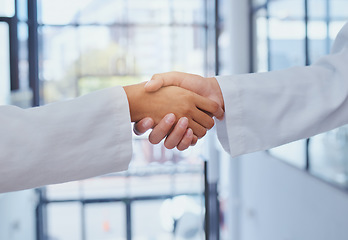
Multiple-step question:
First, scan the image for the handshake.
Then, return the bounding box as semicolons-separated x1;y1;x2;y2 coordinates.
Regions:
123;71;225;151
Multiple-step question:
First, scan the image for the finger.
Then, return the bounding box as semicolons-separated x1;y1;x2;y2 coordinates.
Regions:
149;113;176;144
133;117;154;135
191;109;215;130
194;94;224;119
191;135;198;146
164;117;189;149
188;119;207;139
145;72;187;92
177;128;194;151
144;77;164;92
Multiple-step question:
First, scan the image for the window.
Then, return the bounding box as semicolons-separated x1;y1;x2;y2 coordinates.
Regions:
251;0;348;188
33;0;218;239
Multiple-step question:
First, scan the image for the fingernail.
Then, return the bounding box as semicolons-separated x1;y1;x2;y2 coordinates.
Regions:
186;128;193;136
145;80;153;88
143;118;153;128
165;113;176;124
179;117;188;128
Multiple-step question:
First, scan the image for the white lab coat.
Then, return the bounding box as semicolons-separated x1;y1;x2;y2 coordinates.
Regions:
217;22;348;157
0;86;132;193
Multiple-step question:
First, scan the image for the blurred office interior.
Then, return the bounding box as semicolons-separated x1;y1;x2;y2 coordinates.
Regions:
1;0;348;239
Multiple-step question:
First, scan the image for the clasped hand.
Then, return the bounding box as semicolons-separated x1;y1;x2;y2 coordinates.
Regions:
125;72;224;151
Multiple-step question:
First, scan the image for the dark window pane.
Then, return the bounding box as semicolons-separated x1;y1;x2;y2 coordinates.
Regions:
309;128;348;187
253;0;266;7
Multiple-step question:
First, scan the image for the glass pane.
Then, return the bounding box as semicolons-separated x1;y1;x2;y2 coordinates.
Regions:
0;22;10;105
77;0;125;24
81;176;128;199
132;197;204;240
309;126;348;187
268;0;304;19
39;26;79;103
252;0;266;7
47;202;82;240
329;21;347;40
128;26;206;75
254;9;268;72
269;20;306;70
174;172;204;195
46;181;82;200
269;140;307;169
85;203;126;240
172;0;205;24
308;21;329;64
77;26;127;77
0;0;15;17
11;22;32;108
308;0;327;19
17;0;28;21
39;0;90;25
127;0;170;24
330;0;348;19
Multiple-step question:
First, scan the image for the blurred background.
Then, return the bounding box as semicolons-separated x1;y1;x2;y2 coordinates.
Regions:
1;0;348;240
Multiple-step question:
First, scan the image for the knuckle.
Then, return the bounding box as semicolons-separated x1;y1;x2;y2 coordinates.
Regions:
207;118;215;129
212;102;220;112
151;73;160;80
197;128;207;139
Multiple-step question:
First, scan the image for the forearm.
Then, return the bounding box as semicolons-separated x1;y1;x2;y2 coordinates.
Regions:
217;23;348;157
217;63;348;157
0;87;132;193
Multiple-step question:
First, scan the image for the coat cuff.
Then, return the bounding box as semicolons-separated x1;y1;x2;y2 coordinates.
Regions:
215;75;245;157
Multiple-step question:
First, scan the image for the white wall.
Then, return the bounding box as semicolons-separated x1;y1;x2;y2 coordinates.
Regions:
238;152;348;240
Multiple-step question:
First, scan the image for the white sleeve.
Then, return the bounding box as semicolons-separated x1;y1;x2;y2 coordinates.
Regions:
0;86;132;193
216;22;348;157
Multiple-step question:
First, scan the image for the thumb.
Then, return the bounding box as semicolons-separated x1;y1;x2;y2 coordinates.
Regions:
144;78;163;92
145;72;183;92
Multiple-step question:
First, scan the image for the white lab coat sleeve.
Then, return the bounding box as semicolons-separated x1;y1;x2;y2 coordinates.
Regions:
216;22;348;157
0;86;132;193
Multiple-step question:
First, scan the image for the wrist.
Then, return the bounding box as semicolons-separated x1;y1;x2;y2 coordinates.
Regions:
207;77;224;110
123;83;146;122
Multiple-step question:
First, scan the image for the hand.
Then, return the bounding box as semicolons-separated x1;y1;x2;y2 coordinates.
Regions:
134;72;224;149
123;82;221;138
145;71;224;114
134;114;198;150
